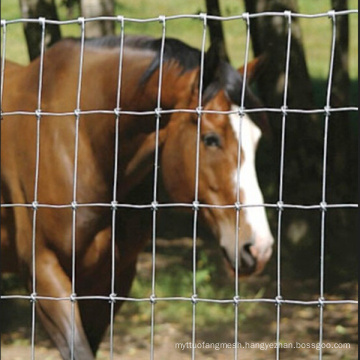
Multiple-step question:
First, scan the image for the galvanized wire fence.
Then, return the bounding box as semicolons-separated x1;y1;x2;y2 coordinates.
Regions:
1;9;358;360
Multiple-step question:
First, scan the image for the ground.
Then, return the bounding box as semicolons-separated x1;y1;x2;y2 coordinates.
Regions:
2;238;357;360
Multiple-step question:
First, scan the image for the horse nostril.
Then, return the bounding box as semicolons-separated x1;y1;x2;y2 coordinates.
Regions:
240;243;257;273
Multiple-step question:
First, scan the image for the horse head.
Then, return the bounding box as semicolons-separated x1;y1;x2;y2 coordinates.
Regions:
125;42;273;276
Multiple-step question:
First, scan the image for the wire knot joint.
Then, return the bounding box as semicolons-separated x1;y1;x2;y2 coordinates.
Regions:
35;109;42;119
109;293;117;304
320;201;327;212
77;17;85;27
237;106;246;117
196;106;203;117
284;10;292;24
117;15;124;25
158;15;166;25
235;202;242;211
74;108;81;118
242;12;250;25
111;201;118;211
114;107;121;117
199;13;207;27
30;292;37;303
324;106;331;117
32;201;39;211
38;17;46;27
154;107;162;118
71;201;78;211
192;201;200;211
277;201;284;212
275;295;283;307
328;10;336;20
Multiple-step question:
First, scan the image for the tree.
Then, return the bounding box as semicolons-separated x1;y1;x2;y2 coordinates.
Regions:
19;0;115;61
19;0;62;60
80;0;115;37
205;0;229;62
328;0;351;178
244;0;315;114
243;0;356;283
325;0;357;283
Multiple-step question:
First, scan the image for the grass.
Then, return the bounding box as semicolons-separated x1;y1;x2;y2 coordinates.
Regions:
1;0;358;77
110;247;269;338
297;0;358;80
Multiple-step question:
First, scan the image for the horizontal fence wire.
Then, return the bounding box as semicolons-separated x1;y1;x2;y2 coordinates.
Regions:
1;9;358;360
1;9;359;27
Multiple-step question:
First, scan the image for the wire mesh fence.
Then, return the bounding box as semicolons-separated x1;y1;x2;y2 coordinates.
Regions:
1;8;358;360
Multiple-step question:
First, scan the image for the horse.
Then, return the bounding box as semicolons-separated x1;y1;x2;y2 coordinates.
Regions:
1;34;274;359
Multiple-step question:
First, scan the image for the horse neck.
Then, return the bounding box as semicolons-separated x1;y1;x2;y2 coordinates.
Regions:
115;54;199;134
139;64;199;111
72;47;199;198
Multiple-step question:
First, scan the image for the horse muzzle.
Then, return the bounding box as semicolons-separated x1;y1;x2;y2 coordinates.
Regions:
221;238;273;277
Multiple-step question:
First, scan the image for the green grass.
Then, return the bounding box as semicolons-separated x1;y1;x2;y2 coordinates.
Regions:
297;0;358;79
118;250;267;331
1;0;358;77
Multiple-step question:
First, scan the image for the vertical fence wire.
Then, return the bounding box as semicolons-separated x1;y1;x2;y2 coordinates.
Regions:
275;10;293;360
28;17;46;360
318;10;338;360
149;15;167;360
0;20;6;114
69;17;86;360
108;15;125;360
190;13;209;360
233;12;252;360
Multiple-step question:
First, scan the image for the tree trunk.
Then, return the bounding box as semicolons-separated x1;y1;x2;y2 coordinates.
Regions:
80;0;115;37
327;0;351;189
19;0;62;61
325;0;357;278
205;0;229;62
244;0;319;201
243;0;356;283
244;0;321;279
244;0;315;113
326;0;357;285
331;0;350;109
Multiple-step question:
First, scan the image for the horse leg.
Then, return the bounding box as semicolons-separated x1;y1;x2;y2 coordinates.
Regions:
78;261;137;355
35;248;94;360
78;209;151;354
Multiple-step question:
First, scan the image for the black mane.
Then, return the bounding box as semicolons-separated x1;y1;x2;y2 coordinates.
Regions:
83;34;202;79
80;35;263;111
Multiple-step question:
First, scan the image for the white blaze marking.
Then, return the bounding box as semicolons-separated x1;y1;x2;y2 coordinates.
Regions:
229;105;273;245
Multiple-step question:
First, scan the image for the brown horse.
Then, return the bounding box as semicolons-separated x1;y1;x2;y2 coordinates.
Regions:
1;35;273;359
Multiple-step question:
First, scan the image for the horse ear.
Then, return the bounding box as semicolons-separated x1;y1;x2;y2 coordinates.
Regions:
238;54;267;84
202;43;221;94
123;128;167;194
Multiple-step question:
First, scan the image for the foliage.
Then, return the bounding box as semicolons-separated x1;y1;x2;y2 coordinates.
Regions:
1;0;358;78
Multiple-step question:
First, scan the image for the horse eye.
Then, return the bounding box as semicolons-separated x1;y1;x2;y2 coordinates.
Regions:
202;133;222;148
